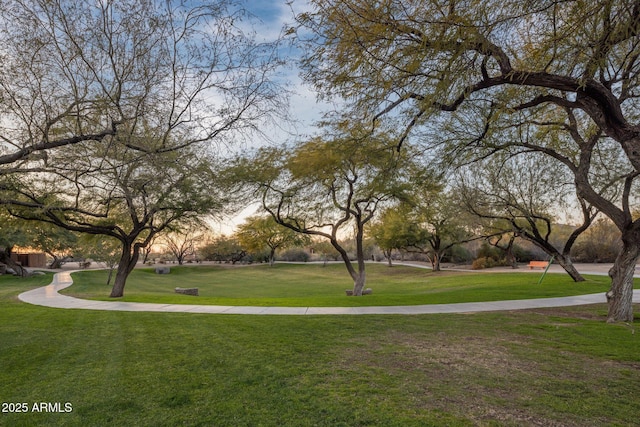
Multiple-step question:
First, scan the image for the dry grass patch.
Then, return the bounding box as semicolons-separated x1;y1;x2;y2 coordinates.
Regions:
323;310;640;427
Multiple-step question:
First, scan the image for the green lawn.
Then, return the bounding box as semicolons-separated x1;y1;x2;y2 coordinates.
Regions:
61;263;622;307
2;269;640;426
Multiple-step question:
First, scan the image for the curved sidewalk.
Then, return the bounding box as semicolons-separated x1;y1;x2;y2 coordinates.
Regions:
18;271;640;315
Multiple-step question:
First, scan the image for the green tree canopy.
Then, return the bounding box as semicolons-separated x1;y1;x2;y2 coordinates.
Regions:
295;0;640;321
6;142;225;297
234;124;417;295
237;215;310;266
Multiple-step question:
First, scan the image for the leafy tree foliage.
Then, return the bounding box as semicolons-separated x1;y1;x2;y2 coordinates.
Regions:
0;210;78;273
234;125;414;295
0;0;285;297
237;215;310;266
6;144;224;297
407;187;478;271
28;222;79;269
308;239;341;265
0;211;31;276
199;235;247;264
369;206;418;266
76;235;122;286
296;0;640;321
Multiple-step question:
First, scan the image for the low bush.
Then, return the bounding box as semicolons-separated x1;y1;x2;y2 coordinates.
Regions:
277;248;310;262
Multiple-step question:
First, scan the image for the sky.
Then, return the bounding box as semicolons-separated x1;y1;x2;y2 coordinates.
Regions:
210;0;331;234
247;0;330;141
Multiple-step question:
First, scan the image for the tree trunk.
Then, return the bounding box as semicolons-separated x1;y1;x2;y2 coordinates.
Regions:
0;246;27;277
269;248;276;266
432;252;441;271
333;222;369;296
48;254;72;269
141;248;150;264
606;235;640;323
109;241;139;298
384;249;393;267
352;222;367;295
555;254;585;282
521;235;585;282
505;241;518;269
106;267;114;286
48;256;63;269
352;269;366;296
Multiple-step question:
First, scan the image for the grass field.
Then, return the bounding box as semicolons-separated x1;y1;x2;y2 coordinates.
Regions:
61;263;621;306
2;267;640;426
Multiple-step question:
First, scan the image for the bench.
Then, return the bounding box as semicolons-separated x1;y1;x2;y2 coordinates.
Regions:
528;261;549;269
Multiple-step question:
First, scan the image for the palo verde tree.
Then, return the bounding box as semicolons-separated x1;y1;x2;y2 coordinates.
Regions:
369;205;417;266
296;0;640;322
199;235;247;264
236;215;310;266
372;185;480;271
235;125;413;295
404;186;479;271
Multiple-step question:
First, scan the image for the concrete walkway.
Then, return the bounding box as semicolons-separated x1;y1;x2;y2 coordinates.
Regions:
17;270;640;315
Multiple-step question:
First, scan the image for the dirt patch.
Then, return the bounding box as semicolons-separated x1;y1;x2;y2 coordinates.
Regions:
521;306;609;321
328;324;637;426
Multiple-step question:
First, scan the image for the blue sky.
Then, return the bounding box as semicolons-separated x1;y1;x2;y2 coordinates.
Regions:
212;1;333;233
237;0;334;144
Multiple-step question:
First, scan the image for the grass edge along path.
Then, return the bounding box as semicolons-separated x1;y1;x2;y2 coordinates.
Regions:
56;263;631;308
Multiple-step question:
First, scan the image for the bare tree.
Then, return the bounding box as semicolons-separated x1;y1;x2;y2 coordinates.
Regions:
0;0;285;173
161;220;208;265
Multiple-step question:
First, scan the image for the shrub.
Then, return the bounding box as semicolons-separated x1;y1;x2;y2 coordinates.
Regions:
445;245;473;263
277;248;310;262
476;242;502;260
472;257;497;270
512;244;536;263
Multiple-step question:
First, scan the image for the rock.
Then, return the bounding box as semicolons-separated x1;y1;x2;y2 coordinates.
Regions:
175;287;198;296
155;266;170;274
345;288;372;296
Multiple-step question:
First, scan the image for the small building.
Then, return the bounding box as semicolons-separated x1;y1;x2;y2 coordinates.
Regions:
10;253;47;268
